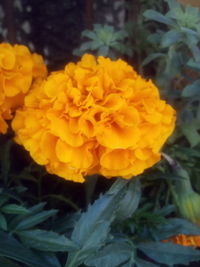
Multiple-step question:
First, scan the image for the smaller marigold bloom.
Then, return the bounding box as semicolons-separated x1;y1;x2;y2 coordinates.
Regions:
164;234;200;247
0;43;47;134
12;54;176;183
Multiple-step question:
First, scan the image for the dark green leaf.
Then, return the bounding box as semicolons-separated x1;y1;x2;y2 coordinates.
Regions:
135;257;158;267
138;241;200;266
0;257;21;267
84;242;134;267
0;231;55;267
0;213;7;230
1;204;30;215
15;209;57;230
142;53;165;66
18;229;78;252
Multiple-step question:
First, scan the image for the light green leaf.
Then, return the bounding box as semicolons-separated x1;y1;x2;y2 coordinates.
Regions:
1;204;30;215
143;10;174;26
161;30;181;47
15;209;57;230
84;242;134;267
0;213;7;230
18;229;78;252
138;241;200;266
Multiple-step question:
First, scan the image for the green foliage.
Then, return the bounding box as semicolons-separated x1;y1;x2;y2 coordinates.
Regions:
73;24;133;59
1;0;200;266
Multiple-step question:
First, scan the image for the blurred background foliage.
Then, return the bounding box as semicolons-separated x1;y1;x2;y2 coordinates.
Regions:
1;0;200;266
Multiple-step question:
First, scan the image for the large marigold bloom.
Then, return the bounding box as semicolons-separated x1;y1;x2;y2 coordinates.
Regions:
0;43;47;133
12;54;175;183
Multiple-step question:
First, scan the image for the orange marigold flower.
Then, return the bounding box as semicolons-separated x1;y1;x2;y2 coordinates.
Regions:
0;43;47;134
12;54;176;183
164;234;200;247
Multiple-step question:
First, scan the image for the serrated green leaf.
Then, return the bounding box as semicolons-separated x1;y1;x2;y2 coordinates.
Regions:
0;257;21;267
0;231;56;267
66;178;128;267
143;10;174;26
84;242;133;267
18;229;78;252
0;213;7;230
15;209;57;230
1;204;30;215
161;30;181;48
138;241;200;266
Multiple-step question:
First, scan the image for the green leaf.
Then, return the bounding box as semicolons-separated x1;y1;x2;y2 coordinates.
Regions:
0;213;7;230
15;209;57;230
84;242;134;267
79;41;93;52
182;80;200;97
97;46;109;57
0;257;21;267
155;218;200;240
81;29;97;40
143;10;174;26
187;58;200;71
142;53;165;66
161;30;181;47
18;229;78;252
138;241;200;266
166;0;181;10
1;204;30;215
0;231;56;267
181;123;200;147
117;178;141;220
91;40;103;50
135;257;158;267
66;178;128;266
